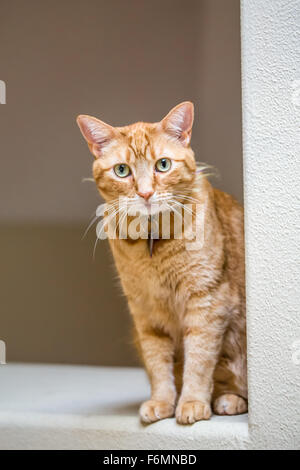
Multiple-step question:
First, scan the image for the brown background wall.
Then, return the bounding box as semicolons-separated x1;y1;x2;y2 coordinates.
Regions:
0;0;242;366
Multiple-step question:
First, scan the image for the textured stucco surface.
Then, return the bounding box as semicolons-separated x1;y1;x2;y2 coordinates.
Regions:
241;0;300;449
0;364;248;450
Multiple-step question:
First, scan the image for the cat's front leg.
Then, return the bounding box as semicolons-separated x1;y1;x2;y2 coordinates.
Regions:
176;293;227;424
130;303;177;424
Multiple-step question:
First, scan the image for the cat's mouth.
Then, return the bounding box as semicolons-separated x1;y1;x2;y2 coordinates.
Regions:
104;192;182;218
128;200;169;217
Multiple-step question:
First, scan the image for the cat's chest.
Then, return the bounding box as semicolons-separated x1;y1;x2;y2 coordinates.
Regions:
114;240;189;316
135;262;186;318
124;255;176;294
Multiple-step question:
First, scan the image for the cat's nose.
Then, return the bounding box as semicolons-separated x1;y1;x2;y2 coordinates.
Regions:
137;190;154;201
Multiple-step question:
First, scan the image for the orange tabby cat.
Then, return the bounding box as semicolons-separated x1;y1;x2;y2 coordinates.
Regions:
77;102;247;424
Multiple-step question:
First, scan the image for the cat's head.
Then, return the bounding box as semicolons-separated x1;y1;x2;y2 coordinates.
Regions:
77;102;197;215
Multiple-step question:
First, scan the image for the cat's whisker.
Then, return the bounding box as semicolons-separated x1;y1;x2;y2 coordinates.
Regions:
92;237;99;261
82;214;100;240
170;199;195;216
93;206;124;256
104;199;123;211
116;209;129;238
172;192;200;203
196;172;216;179
166;202;183;220
81;177;95;183
113;207;126;238
153;194;173;203
195;162;217;174
173;201;197;212
96;205;126;243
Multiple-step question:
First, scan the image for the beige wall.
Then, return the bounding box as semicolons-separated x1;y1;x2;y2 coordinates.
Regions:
0;225;138;366
0;0;242;366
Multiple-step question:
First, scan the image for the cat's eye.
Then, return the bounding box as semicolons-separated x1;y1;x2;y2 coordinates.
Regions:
114;164;131;178
155;158;171;172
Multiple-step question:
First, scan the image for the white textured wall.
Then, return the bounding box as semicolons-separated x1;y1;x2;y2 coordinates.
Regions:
241;0;300;449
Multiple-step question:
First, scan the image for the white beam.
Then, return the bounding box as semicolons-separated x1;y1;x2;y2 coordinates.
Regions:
241;0;300;449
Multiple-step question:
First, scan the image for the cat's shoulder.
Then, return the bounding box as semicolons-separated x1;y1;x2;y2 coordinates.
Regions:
212;187;243;214
211;186;244;237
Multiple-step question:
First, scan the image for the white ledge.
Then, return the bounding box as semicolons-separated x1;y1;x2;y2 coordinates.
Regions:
0;364;248;450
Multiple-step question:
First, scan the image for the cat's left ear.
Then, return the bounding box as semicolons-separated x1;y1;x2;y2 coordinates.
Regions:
160;101;194;146
76;115;116;158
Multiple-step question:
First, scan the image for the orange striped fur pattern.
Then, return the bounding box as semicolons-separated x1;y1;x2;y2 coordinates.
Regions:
77;102;247;424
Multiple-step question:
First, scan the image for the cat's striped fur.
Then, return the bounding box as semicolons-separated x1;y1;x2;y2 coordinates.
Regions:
77;102;247;424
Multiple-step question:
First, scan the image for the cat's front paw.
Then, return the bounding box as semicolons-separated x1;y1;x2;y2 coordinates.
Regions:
213;394;248;415
139;400;175;424
176;400;211;424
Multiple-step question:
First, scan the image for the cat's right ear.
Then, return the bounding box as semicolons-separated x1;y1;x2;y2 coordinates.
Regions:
76;115;115;158
160;101;194;146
